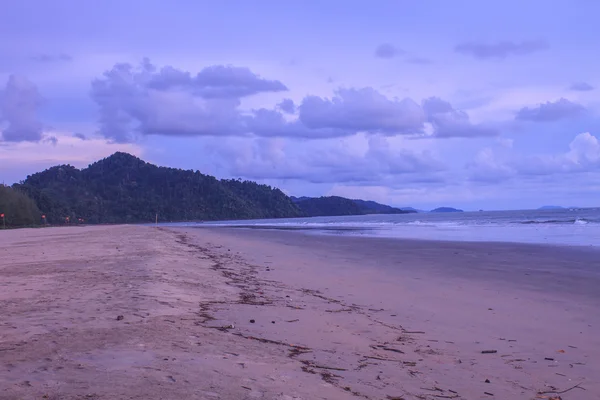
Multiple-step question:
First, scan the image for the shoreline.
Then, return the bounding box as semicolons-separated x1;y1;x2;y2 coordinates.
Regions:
1;225;598;399
185;223;600;249
178;227;600;398
191;226;600;300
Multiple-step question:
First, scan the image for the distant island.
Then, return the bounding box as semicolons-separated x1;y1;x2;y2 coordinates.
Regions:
1;152;416;228
537;206;565;210
430;207;464;213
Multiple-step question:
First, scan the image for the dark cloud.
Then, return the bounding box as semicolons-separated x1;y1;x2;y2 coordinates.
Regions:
91;60;280;142
123;58;288;98
90;60;494;142
148;64;288;98
454;40;548;60
422;97;498;138
247;109;351;139
277;98;296;114
422;97;454;115
374;43;404;59
515;98;585;122
43;135;58;146
299;88;425;135
31;53;72;63
0;75;44;142
73;133;87;140
569;82;594;92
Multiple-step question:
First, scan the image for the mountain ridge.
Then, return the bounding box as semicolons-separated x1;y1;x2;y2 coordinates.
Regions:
15;152;301;224
8;152;419;225
290;196;415;216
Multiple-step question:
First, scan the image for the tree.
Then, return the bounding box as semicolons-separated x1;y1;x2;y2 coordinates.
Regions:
0;185;41;227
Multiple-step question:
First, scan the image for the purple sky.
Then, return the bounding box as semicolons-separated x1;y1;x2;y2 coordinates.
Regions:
1;0;599;210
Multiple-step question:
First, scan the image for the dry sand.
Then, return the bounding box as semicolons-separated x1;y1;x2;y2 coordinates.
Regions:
1;225;598;399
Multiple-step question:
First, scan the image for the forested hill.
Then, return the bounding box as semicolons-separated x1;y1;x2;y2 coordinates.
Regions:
291;196;414;217
14;152;302;224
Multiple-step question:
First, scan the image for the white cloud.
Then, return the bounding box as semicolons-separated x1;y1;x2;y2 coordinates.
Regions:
466;132;600;183
567;132;600;165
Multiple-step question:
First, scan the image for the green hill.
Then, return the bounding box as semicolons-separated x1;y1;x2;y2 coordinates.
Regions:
291;196;413;217
14;152;302;224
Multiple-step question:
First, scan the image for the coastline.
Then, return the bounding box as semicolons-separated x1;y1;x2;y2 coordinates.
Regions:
1;225;598;399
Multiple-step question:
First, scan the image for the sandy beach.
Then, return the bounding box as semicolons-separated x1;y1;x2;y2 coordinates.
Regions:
1;225;598;400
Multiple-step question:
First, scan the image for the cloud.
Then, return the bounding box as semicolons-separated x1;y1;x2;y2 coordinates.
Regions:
211;134;444;185
567;132;600;167
247;108;351;139
90;59;495;141
466;132;600;183
91;60;272;142
374;43;404;59
298;88;425;135
569;82;594;92
515;98;585;122
0;75;45;142
467;148;515;182
277;98;296;114
30;53;72;63
454;40;548;60
146;63;288;98
422;97;498;138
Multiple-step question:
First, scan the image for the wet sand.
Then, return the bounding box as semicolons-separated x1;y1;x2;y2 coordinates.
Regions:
1;225;598;399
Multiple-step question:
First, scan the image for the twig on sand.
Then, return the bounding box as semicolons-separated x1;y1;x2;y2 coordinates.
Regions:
419;387;459;398
481;350;498;354
300;360;347;371
285;319;300;323
402;330;425;334
231;332;310;351
364;355;402;362
538;382;585;395
381;347;405;354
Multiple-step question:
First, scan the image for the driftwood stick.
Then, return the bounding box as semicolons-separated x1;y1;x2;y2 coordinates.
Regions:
313;364;347;371
538;382;585;394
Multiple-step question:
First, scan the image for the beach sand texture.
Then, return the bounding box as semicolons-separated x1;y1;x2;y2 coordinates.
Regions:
1;225;598;399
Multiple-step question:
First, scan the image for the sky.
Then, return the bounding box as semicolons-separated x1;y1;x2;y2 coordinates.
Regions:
1;0;599;211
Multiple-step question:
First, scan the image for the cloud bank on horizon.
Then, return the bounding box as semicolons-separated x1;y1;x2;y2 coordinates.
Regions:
0;0;599;210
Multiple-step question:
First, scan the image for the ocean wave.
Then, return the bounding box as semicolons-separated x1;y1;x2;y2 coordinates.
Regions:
519;218;597;225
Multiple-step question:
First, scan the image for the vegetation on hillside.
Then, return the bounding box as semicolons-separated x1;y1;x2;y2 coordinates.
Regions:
14;152;302;225
292;196;413;217
0;185;41;227
5;152;415;228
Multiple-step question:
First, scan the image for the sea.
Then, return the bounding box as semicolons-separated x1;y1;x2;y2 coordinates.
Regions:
163;208;600;247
